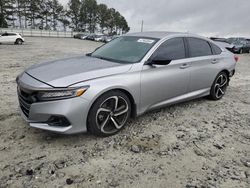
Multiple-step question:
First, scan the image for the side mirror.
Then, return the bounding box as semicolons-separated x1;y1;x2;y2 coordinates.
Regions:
145;56;172;66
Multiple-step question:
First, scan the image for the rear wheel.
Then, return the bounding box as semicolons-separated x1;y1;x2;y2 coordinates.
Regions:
15;38;23;45
87;91;131;136
209;72;228;100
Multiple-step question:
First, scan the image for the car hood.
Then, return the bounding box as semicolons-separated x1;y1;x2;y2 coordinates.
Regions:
26;56;132;87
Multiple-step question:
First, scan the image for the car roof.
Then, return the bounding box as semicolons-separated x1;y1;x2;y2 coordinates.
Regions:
125;31;186;39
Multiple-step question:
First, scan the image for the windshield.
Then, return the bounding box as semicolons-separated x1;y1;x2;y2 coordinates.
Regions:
91;36;159;63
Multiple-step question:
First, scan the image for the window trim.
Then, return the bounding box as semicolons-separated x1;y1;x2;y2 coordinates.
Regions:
185;37;213;58
209;42;222;55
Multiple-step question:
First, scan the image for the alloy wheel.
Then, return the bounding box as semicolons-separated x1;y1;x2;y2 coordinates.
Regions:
214;74;228;99
95;96;129;134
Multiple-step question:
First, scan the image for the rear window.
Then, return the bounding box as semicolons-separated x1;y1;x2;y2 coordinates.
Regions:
187;37;213;58
210;43;222;55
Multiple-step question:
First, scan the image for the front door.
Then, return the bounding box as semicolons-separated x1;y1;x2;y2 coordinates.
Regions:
140;37;191;112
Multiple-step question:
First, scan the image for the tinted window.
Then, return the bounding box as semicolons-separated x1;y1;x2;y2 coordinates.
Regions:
152;38;186;60
8;33;16;36
210;43;222;55
1;33;8;36
187;38;212;57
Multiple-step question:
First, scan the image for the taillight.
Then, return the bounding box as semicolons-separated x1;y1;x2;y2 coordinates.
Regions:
234;55;239;62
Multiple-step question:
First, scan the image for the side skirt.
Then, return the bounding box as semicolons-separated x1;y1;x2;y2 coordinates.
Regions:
138;88;210;115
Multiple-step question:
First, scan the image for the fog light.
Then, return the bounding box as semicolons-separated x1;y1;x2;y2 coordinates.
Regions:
47;116;71;127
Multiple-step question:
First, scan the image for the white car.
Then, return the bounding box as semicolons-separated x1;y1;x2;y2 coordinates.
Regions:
0;32;24;45
94;35;104;42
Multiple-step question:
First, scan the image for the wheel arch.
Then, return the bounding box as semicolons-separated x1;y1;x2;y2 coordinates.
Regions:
220;69;230;79
114;88;137;118
86;87;137;133
16;38;23;42
86;87;137;128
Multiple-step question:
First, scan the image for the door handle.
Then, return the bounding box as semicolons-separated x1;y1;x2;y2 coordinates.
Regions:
211;59;218;64
180;63;190;69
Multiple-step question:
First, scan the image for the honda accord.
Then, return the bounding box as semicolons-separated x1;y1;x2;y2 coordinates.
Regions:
16;32;237;136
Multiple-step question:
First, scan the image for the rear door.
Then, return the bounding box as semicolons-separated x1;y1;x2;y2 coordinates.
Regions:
186;37;221;92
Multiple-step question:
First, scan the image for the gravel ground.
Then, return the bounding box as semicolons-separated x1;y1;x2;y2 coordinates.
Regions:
0;37;249;188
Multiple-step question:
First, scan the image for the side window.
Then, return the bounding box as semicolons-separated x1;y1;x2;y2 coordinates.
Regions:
210;43;222;55
187;38;212;57
9;33;16;36
2;33;8;36
152;37;186;60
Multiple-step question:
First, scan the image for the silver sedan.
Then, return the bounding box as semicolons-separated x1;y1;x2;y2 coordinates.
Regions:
16;32;237;136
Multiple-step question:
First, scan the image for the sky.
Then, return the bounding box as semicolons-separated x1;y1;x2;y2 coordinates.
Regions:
60;0;250;38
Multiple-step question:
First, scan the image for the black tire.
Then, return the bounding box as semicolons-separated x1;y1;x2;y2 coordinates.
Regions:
87;90;131;137
209;72;229;100
15;38;23;45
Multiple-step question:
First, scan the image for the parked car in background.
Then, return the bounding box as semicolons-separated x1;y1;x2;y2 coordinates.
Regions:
16;31;237;136
101;35;120;43
102;35;113;43
227;38;250;54
73;33;87;40
213;41;235;53
210;37;235;53
85;34;97;41
0;32;24;45
94;34;105;42
210;37;228;43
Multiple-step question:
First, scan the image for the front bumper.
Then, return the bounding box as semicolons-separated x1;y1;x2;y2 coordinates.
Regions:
19;96;90;134
16;72;92;134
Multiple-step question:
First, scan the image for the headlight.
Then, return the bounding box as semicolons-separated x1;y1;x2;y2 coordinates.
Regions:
38;87;88;101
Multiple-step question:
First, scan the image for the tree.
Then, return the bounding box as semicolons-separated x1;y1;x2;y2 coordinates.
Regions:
39;0;52;30
97;3;108;33
0;0;8;27
0;0;16;28
50;0;63;30
58;9;70;31
119;16;130;34
26;0;41;28
0;0;129;33
68;0;81;31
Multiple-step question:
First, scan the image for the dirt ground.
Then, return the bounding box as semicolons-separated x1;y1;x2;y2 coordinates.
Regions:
0;37;249;188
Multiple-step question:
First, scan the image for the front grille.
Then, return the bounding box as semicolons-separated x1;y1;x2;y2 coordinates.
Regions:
17;86;36;118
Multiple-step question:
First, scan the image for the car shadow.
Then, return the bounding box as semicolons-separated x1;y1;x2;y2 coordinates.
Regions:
28;96;210;144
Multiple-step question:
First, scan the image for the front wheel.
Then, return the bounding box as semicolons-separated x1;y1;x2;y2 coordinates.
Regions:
209;72;228;100
87;91;131;136
15;38;23;45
